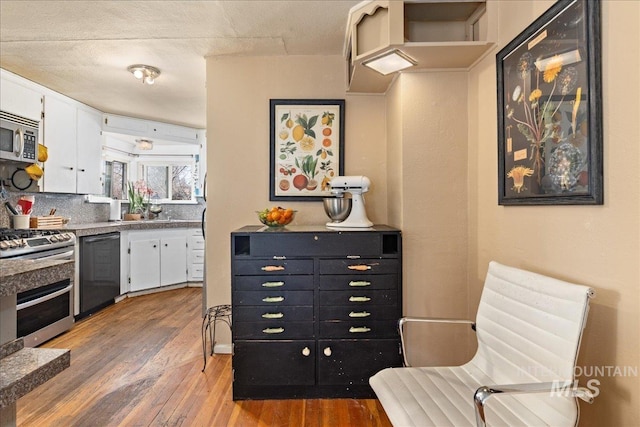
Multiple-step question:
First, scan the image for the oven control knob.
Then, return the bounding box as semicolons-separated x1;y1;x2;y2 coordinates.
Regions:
0;241;9;250
60;233;69;240
50;236;59;242
8;240;18;248
19;239;27;247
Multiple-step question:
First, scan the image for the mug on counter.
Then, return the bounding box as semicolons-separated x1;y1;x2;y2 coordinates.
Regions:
12;214;31;229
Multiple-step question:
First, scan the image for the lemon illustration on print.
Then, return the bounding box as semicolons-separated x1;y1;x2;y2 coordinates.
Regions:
292;125;305;142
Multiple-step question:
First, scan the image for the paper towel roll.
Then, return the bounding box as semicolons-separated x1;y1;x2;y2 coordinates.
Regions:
109;199;121;221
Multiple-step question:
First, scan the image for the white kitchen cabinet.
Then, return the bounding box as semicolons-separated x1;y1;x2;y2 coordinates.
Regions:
42;95;77;193
103;113;200;144
129;238;161;292
128;230;188;292
0;71;43;121
160;236;188;286
187;229;204;281
43;95;103;194
76;108;103;194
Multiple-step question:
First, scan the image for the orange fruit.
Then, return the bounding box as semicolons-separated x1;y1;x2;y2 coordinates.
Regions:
272;211;281;221
322;128;332;136
266;213;273;222
284;209;293;219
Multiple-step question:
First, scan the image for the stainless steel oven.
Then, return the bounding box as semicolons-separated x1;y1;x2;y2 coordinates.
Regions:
1;228;75;347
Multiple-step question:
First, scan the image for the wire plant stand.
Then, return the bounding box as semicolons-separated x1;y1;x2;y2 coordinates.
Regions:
201;304;232;371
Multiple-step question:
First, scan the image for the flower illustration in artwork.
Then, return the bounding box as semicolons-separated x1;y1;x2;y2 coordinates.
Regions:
507;165;535;193
507;51;581;186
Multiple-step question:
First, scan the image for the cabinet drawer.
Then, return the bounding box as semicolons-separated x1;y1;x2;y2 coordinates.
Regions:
234;306;314;323
319;305;399;321
318;274;398;290
234;341;315;386
319;290;396;306
319;320;399;339
250;232;382;257
318;258;398;275
234;321;314;339
233;290;314;306
234;259;313;275
189;265;204;279
191;249;205;263
189;238;205;250
234;275;314;291
317;339;402;385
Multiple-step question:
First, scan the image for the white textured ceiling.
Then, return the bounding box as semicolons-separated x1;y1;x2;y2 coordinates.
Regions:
0;1;359;129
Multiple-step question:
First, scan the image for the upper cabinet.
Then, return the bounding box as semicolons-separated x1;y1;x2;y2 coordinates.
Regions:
42;95;103;195
103;114;200;145
0;70;43;121
346;0;495;93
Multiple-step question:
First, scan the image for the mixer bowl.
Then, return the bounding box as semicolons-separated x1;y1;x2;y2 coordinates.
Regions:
323;197;352;222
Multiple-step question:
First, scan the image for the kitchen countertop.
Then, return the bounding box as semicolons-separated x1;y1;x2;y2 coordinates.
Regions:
0;338;70;408
65;219;201;237
0;259;74;297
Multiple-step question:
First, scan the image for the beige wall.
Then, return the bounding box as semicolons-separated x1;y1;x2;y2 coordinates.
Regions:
206;1;639;424
205;55;387;346
468;1;640;425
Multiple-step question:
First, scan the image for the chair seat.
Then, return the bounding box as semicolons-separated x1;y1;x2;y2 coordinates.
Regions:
370;364;578;427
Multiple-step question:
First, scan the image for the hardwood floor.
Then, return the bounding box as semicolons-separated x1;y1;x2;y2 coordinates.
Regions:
17;288;392;427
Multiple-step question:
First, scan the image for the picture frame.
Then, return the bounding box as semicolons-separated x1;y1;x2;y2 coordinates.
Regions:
497;0;603;205
269;99;345;201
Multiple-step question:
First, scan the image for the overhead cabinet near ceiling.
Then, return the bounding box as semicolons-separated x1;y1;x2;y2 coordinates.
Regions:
346;0;495;93
103;114;200;145
42;95;102;194
0;71;43;122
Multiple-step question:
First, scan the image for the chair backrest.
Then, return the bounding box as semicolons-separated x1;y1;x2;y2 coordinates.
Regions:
470;261;594;384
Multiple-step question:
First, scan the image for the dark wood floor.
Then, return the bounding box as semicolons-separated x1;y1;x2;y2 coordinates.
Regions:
17;287;392;426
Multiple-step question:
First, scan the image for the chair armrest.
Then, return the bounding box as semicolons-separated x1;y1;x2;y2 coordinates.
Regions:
473;381;596;427
398;317;475;367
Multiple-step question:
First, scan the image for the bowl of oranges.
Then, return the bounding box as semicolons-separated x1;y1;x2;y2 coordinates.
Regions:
257;207;296;227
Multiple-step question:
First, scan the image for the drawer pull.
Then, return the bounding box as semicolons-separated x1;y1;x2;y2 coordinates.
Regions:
261;265;285;272
349;296;371;302
349;311;371;318
273;256;287;260
302;347;311;357
346;255;361;259
262;327;285;334
262;312;284;319
348;265;371;271
349;280;371;287
262;281;285;288
262;296;285;303
349;326;371;333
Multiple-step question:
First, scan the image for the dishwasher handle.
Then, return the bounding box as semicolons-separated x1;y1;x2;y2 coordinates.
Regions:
82;232;120;244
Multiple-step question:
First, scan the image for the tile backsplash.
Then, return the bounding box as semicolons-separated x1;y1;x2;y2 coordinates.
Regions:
1;192;205;229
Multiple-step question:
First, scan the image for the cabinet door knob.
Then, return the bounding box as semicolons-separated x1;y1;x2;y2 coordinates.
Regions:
302;347;311;357
323;347;332;357
153;244;157;248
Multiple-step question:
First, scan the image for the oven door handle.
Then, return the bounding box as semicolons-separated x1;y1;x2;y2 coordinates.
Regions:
17;283;73;310
35;249;74;261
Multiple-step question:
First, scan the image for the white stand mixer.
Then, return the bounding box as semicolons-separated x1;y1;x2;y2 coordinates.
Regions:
326;176;373;228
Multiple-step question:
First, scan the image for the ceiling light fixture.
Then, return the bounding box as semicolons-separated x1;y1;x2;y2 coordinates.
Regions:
363;49;417;76
135;138;154;150
127;64;161;85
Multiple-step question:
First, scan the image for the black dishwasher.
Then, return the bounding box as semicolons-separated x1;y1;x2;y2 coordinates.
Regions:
79;232;121;319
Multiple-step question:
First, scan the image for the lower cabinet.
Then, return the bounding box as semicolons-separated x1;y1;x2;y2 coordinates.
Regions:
231;225;402;400
128;230;188;292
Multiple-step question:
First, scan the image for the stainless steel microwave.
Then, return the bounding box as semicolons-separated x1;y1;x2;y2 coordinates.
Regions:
0;111;39;163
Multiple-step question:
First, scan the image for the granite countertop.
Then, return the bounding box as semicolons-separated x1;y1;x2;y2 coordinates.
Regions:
0;338;70;407
0;259;74;297
66;219;201;237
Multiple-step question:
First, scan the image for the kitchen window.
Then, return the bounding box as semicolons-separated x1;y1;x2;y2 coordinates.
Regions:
140;162;195;202
103;160;128;199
